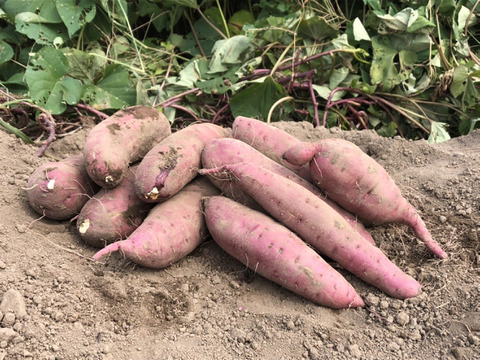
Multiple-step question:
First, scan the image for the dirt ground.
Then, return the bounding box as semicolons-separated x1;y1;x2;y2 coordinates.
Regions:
0;121;479;360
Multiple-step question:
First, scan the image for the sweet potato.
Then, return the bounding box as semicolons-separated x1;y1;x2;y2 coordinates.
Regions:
203;196;364;308
93;177;218;268
26;155;98;220
283;139;447;259
83;106;171;188
199;163;421;299
201;138;375;245
76;165;153;248
232;116;311;181
134;123;230;202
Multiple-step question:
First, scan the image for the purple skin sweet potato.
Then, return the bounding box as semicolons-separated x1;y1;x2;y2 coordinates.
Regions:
201;138;375;245
93;177;219;268
203;196;364;309
26;155;98;220
134;123;230;203
283;139;447;259
199;163;421;300
232;116;311;181
76;165;153;248
83;106;171;188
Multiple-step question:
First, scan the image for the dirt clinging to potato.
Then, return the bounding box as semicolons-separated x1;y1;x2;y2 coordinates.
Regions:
0;122;479;360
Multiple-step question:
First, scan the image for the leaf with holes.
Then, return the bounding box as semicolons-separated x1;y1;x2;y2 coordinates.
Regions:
25;47;83;114
370;35;417;91
81;65;136;110
56;0;96;38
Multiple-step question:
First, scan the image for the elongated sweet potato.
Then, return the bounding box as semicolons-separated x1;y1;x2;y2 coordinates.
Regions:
199;163;421;299
134;123;230;202
93;177;219;268
232;116;311;181
203;196;364;309
77;165;153;248
26;155;98;220
283;139;447;259
201;138;375;245
83;106;171;188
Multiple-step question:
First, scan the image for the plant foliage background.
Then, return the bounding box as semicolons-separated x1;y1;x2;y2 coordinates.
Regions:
0;0;479;143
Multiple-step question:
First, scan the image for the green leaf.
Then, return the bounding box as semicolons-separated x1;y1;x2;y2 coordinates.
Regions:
370;35;417;91
208;35;254;74
4;0;62;22
66;49;106;83
25;48;83;114
377;121;398;138
0;40;13;64
56;0;96;38
228;10;255;35
428;122;451;144
230;77;286;120
15;17;68;45
297;16;339;42
81;65;136;110
352;17;371;41
438;0;456;16
450;65;468;98
377;8;434;35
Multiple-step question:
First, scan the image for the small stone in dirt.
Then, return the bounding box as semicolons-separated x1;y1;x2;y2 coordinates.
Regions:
439;215;447;223
0;261;5;270
347;344;362;358
286;320;295;330
1;312;15;327
0;289;26;318
395;311;410;326
379;300;389;309
451;347;467;360
365;293;379;307
462;311;480;331
0;328;19;345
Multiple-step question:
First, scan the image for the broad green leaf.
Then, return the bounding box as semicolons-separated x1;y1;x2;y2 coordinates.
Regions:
56;0;96;38
25;47;82;114
362;0;383;14
66;49;106;83
81;65;136;110
352;18;371;41
370;35;417;91
450;65;468;98
297;16;339;42
196;66;239;94
15;18;68;45
208;35;254;74
377;8;434;34
230;77;286;119
428;122;451;144
377;121;398;138
0;40;13;64
228;10;255;35
312;84;344;101
4;0;62;22
438;0;456;16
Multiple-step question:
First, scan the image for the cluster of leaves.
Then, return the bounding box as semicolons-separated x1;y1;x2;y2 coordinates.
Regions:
0;0;479;144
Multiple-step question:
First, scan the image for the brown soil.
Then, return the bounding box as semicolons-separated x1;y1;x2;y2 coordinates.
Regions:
0;122;479;360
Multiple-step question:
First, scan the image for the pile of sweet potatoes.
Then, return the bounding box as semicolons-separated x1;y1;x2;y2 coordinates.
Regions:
25;107;447;309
